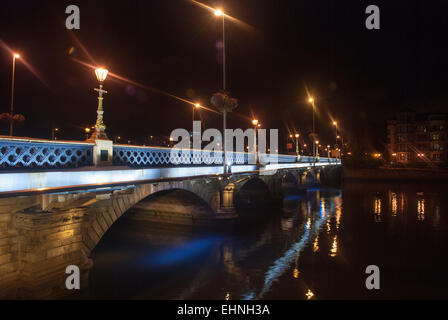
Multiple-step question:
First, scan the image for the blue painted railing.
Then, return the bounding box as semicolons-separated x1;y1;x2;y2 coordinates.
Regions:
0;138;93;170
0;137;339;170
113;145;254;167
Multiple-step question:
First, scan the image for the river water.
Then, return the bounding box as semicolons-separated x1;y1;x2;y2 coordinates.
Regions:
84;181;448;300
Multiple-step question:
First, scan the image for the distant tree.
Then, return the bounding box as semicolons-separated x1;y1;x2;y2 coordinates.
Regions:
210;91;238;113
0;113;25;134
0;113;25;123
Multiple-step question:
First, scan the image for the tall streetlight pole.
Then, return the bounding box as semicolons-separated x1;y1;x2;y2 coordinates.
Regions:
193;103;200;126
214;9;226;92
214;8;228;173
333;121;338;158
252;119;259;164
192;103;201;148
52;127;59;140
10;53;20;136
340;134;344;157
295;133;300;159
289;134;293;154
308;97;316;160
333;121;338;146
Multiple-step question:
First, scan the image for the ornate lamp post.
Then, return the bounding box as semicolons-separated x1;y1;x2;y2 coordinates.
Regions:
88;68;109;140
87;67;114;166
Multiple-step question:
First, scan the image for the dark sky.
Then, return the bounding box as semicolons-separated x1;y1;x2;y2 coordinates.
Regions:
1;0;448;152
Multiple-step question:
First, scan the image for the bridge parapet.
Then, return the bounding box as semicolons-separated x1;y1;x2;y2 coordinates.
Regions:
0;136;340;172
0;136;93;170
113;144;253;167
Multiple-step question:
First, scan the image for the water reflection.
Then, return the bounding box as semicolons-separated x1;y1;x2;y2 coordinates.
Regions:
313;236;320;252
374;197;382;222
85;182;448;300
305;289;314;300
390;192;398;217
293;268;299;279
417;193;425;221
330;235;338;258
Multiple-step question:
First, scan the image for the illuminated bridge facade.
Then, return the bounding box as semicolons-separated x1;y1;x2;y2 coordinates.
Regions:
0;136;341;299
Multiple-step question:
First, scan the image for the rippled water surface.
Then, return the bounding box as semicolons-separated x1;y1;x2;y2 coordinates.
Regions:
84;182;448;299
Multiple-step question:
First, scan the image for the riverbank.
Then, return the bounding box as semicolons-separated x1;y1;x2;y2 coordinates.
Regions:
343;167;448;181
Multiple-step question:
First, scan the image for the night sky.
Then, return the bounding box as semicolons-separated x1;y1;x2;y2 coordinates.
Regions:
1;0;448;152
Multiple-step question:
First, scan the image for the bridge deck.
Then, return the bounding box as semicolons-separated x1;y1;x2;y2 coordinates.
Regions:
1;135;340;196
0;161;339;197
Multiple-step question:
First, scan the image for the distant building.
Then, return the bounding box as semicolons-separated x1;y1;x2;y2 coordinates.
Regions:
387;109;448;165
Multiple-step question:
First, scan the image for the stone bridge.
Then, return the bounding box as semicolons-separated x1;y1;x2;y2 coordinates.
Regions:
0;136;341;298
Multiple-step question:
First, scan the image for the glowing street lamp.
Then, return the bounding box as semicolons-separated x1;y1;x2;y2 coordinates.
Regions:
294;133;300;158
52;127;59;140
9;53;21;136
308;97;316;160
84;127;91;139
95;68;108;82
193;102;201;127
89;68;109;140
332;121;339;158
252;119;259;163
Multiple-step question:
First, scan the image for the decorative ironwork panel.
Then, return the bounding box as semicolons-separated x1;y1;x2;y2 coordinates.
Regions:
112;146;330;168
0;140;93;170
113;146;172;167
114;146;252;167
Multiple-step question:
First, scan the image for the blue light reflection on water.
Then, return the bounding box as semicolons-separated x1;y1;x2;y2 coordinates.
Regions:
242;200;331;300
283;194;306;201
146;236;223;267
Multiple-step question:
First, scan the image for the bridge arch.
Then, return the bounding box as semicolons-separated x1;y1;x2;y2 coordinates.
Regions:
129;188;216;223
281;172;299;188
300;170;318;185
81;179;221;256
233;177;272;214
